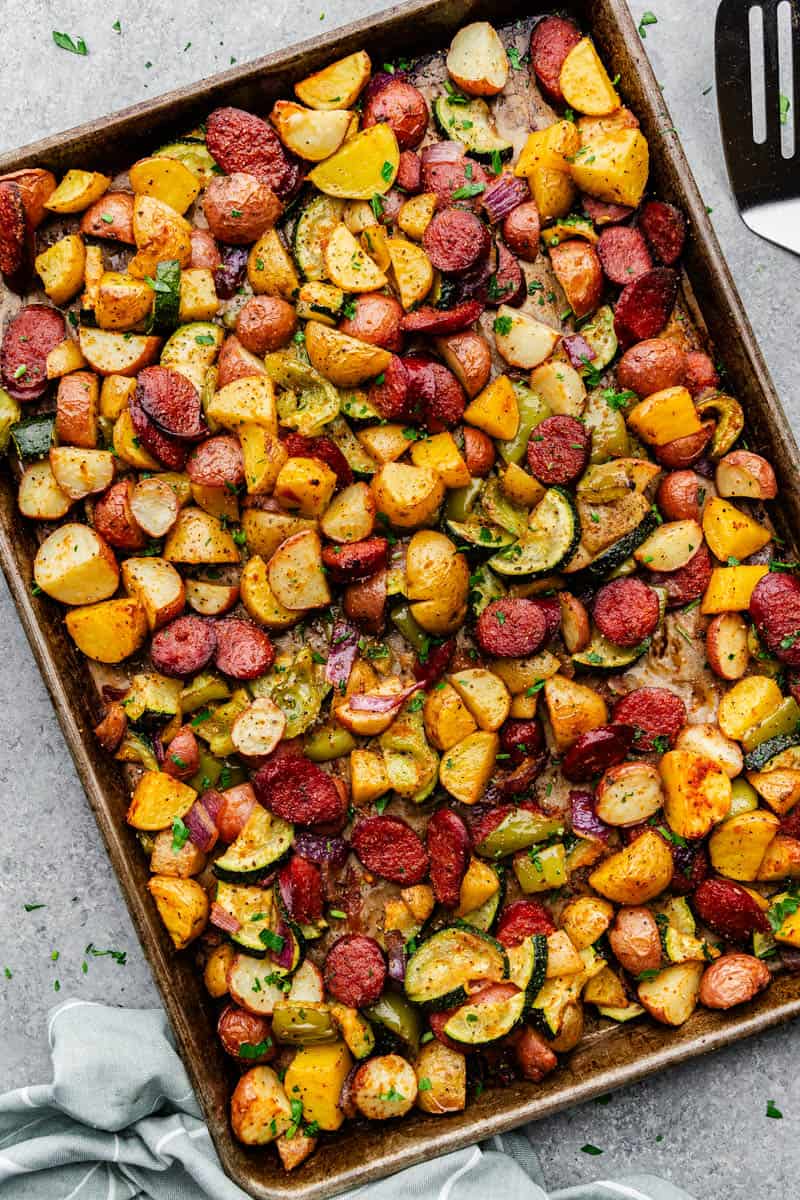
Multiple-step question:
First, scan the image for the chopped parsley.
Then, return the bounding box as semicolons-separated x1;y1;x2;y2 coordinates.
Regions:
581;1144;603;1156
380;161;394;183
259;928;286;953
239;1039;273;1059
85;943;127;966
602;387;636;411
171;817;190;853
768;891;800;933
451;182;486;200
779;95;791;127
418;1077;432;1092
493;315;513;336
766;1099;783;1119
638;11;658;38
53;30;88;55
328;909;347;920
24;902;46;912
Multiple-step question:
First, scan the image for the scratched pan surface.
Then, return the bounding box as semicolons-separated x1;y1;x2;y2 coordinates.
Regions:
1;0;800;1196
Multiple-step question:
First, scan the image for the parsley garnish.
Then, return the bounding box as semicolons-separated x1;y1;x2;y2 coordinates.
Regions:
85;943;127;965
418;1077;432;1091
493;315;513;336
259;928;286;953
638;11;658;37
779;95;791;126
171;817;190;853
239;1039;273;1059
507;46;524;70
768;891;800;932
380;161;394;183
24;903;46;912
602;387;636;411
581;1144;603;1156
53;31;88;55
328;909;347;919
766;1099;783;1119
451;182;486;200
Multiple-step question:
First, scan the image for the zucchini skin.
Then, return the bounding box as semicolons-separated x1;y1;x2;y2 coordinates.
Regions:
744;731;800;772
488;486;580;579
12;413;55;461
432;96;513;162
570;509;661;588
404;923;509;1011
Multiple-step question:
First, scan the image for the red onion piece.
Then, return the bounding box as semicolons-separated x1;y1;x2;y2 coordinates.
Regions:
481;174;530;223
780;947;800;974
210;902;241;934
421;141;463;166
184;800;219;852
414;638;455;687
270;919;296;970
385;930;407;989
348;680;425;713
153;736;165;766
570;790;611;843
379;188;404;226
293;831;349;868
101;684;128;702
562;333;596;369
325;620;360;689
214;245;248;299
199;788;225;824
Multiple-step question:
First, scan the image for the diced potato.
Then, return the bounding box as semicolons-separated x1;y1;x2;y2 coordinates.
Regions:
350;1055;417;1120
490;650;561;694
95;271;153;330
276;1131;317;1172
56;370;99;448
240;555;302;629
385;237;434;310
350;748;390;806
65;597;148;663
203;943;235;997
634;519;703;572
456;857;499;915
35;233;86;303
757;834;800;881
439;731;498;804
147;875;208;949
129;195;192;278
627;387;701;447
637;962;703;1027
398;192;438;240
82;243;104;312
515;120;581;177
122;556;186;631
560;895;614;949
129;155;201;214
701;565;769;614
748;769;800;815
207;376;277;432
324;222;387;291
79;327;161;376
424;683;477;751
415;1040;466;1114
357;423;410;464
674;723;742;779
529;360;586;417
544;673;608;751
568;129;650;209
294;50;371;110
660;749;732;839
163;507;240;563
267;528;331;610
274;456;338;518
446;21;508;95
405;529;469;635
45;169;110;213
371;463;445;528
283;1042;353;1131
501;462;546;509
595;762;664;825
113;408;159;469
584;965;629;1008
100;374;137;420
241;509;316;560
589;830;674;904
49;447;114;500
320;481;376;543
231;1066;292;1144
296;281;343;325
308;125;400;199
127;770;196;830
717;675;782;741
559;38;620;115
248;229;301;300
271;101;351;161
708;810;780;881
305;321;392;387
179;268;219;321
18;460;72;520
702;496;772;562
237;422;287;495
545;930;585;978
464;374;520;440
46;337;86;380
493;308;561;371
410;432;471;489
528;165;577;220
33;522;118;604
449;668;511;732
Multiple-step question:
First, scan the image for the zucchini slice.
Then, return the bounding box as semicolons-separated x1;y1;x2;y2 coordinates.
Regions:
572;509;661;586
745;731;800;773
213;805;294;883
442;987;526;1045
292;194;345;280
488;487;579;578
214;880;303;965
507;933;549;1009
572;629;650;671
404;925;509;1011
155;139;219;184
11;413;55;461
432;96;513;162
147;258;181;333
446;518;516;550
480;477;529;539
161;321;224;367
468;564;507;618
528;974;583;1038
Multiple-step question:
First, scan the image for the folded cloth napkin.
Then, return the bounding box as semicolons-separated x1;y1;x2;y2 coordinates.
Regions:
0;1001;695;1200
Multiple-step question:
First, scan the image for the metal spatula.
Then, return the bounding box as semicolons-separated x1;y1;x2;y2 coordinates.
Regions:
715;0;800;255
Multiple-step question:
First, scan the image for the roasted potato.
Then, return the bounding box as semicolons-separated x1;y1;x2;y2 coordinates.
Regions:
370;463;445;528
121;556;186;631
34;523;119;604
65;597;148;662
35;233;85;304
305;321;392;387
405;529;469;634
589;830;674;904
439;730;499;804
415;1040;466;1114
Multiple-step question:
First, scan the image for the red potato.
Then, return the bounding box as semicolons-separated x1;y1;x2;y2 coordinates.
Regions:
93;702;127;753
190;228;222;269
122;555;186;632
130;477;179;538
608;906;662;976
55;371;99;448
80;192;135;243
699;954;770;1010
202;172;282;244
462;427;495;476
549;240;603;319
654;421;715;470
163;725;200;780
715;450;777;500
362;78;429;150
185;579;240;616
187;435;246;487
558;591;590;653
236;296;297;354
338;293;403;352
706;612;749;681
683;350;719;397
351;1055;418;1120
93;479;147;552
216;335;267;388
656;470;709;522
1;167;56;228
513;1026;558;1082
33;523;119;605
216;785;257;843
433;331;492;399
343;569;387;634
502;201;541;262
217;1004;275;1062
617;337;687;398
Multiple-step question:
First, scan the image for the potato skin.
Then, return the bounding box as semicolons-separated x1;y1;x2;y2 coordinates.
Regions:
236;295;297;354
699;953;770;1010
216;335;267;388
617;337;687;398
656;470;707;521
463;427;495;476
190;227;221;269
502;201;541;262
434;330;491;399
56;371;99;448
548;240;602;318
150;827;206;876
93;478;147;551
608;906;662;976
338;292;403;351
203;172;282;244
343;568;387;634
218;1003;276;1061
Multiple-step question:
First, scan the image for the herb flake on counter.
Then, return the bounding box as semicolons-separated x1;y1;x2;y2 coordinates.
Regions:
24;903;46;912
85;943;127;966
53;31;88;55
766;1100;783;1119
638;11;658;38
581;1144;603;1156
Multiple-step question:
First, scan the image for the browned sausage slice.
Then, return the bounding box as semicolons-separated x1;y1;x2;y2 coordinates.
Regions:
214;618;275;679
526;414;590;484
151;615;218;677
324;935;387;1007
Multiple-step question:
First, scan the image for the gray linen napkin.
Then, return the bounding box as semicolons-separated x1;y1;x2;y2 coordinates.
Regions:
0;1001;695;1200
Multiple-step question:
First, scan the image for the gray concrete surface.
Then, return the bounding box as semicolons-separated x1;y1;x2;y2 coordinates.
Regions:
0;2;797;1196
